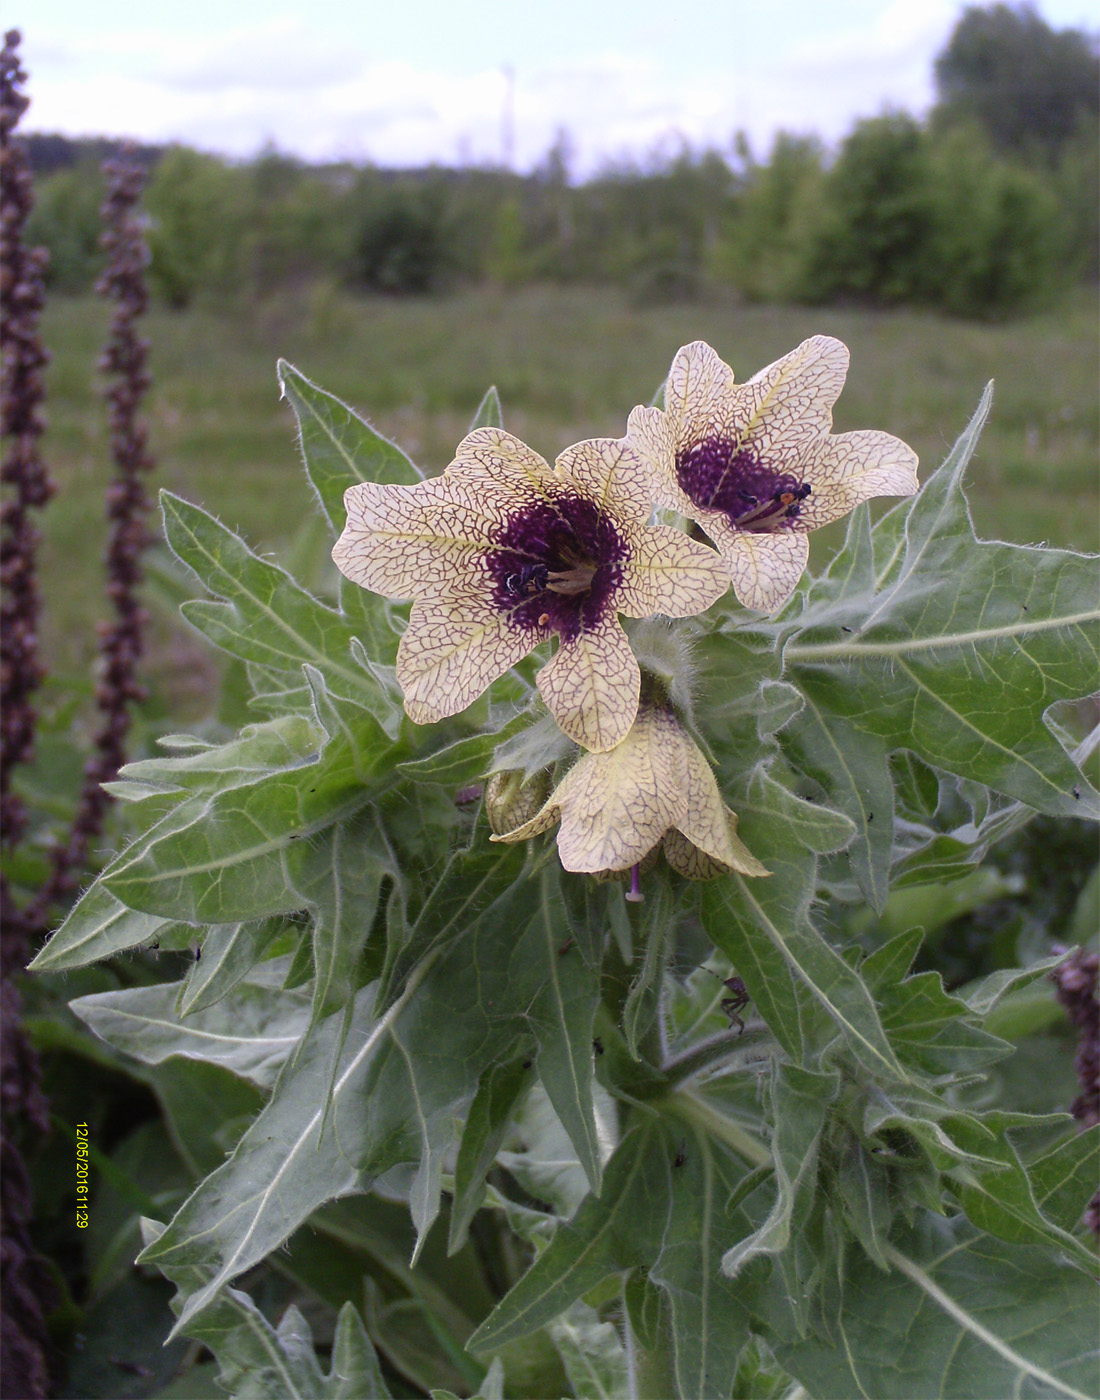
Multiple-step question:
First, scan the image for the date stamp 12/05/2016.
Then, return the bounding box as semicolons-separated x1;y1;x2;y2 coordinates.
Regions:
76;1123;89;1229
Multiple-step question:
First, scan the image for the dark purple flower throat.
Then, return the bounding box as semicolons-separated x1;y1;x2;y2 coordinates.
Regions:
676;438;810;532
487;494;629;642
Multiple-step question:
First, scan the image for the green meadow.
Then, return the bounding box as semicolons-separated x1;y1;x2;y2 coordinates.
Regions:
36;283;1099;713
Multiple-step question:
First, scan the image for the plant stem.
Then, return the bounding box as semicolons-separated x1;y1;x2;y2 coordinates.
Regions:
659;1088;771;1169
661;1023;772;1087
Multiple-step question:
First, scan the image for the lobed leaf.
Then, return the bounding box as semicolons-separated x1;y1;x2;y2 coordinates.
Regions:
162;490;392;716
278;359;422;535
701;828;903;1081
546;1301;629;1400
103;672;388;923
781;388;1100;820
775;1214;1100;1400
70;959;310;1091
28;882;175;972
141;1218;392;1399
177;917;287;1016
138;871;611;1333
469;385;503;432
521;869;605;1194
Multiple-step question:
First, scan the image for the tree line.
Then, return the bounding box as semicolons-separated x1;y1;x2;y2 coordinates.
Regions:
25;3;1099;320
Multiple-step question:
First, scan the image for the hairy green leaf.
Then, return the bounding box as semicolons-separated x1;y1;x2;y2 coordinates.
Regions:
178;917;287;1015
701;832;903;1081
720;1063;836;1285
469;385;503;432
521;869;604;1194
142;1218;392;1399
27;883;174;972
70;959;310;1091
449;1055;535;1254
546;1302;629;1400
781;389;1100;818
776;1214;1099;1400
103;672;387;922
278;360;421;534
162;490;392;715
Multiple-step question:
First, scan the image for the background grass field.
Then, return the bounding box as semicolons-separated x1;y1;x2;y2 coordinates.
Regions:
35;283;1099;717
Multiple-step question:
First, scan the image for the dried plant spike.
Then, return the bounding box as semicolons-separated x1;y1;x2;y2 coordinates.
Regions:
1;27;54;879
38;148;156;908
0;35;56;1400
1050;947;1100;1236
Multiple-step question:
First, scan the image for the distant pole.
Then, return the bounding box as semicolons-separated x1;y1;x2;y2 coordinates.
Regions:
501;64;515;170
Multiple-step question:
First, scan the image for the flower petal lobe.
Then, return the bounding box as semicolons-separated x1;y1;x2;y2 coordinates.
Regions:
536;620;640;752
397;597;535;723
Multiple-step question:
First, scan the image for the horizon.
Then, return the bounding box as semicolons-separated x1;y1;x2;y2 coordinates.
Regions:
15;1;1098;178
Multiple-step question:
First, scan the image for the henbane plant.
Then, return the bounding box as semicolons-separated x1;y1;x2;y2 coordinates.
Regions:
29;334;1099;1399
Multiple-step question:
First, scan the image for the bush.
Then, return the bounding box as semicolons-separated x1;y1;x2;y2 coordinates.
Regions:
801;113;935;306
714;133;825;302
799;114;1068;317
24;161;105;292
347;175;454;295
925;123;1067;317
144;147;252;307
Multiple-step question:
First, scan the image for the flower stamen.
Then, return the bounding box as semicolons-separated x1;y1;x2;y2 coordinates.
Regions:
504;563;549;596
545;562;598;595
625;863;644;902
731;482;812;532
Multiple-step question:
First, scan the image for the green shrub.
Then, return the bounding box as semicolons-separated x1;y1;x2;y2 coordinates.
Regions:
346;175;455;294
801;114;935;306
144;147;251;307
25;161;105;292
714;133;825;302
926;123;1067;317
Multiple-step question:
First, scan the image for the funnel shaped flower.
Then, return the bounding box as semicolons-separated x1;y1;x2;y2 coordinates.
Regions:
490;702;768;880
333;427;727;751
628;337;919;612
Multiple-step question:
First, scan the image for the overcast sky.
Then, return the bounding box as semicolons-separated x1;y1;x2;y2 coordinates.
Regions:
17;0;1098;175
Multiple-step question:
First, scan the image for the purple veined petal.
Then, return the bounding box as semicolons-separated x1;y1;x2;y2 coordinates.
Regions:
556;436;653;526
663;812;769;879
492;702;770;879
706;515;811;613
335;476;521;600
553;738;671;873
795;429;919;529
670;717;738;856
625;404;688;514
396;594;539;723
536;616;640;753
669;337;850;502
732;335;849;462
665;340;737;432
446;425;555;496
615;524;728;618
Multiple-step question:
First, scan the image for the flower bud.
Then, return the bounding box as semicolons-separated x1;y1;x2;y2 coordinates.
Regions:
485;768;553;836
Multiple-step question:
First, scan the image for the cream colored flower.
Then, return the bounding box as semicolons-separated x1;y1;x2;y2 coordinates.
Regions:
627;337;919;612
332;427;727;752
490;702;768;881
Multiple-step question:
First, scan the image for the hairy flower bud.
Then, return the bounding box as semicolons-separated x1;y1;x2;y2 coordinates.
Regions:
485;768;553;836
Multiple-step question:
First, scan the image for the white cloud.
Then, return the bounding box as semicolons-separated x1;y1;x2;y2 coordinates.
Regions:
19;0;1082;173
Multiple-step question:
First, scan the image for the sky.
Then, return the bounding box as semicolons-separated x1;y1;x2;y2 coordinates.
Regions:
16;0;1099;176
